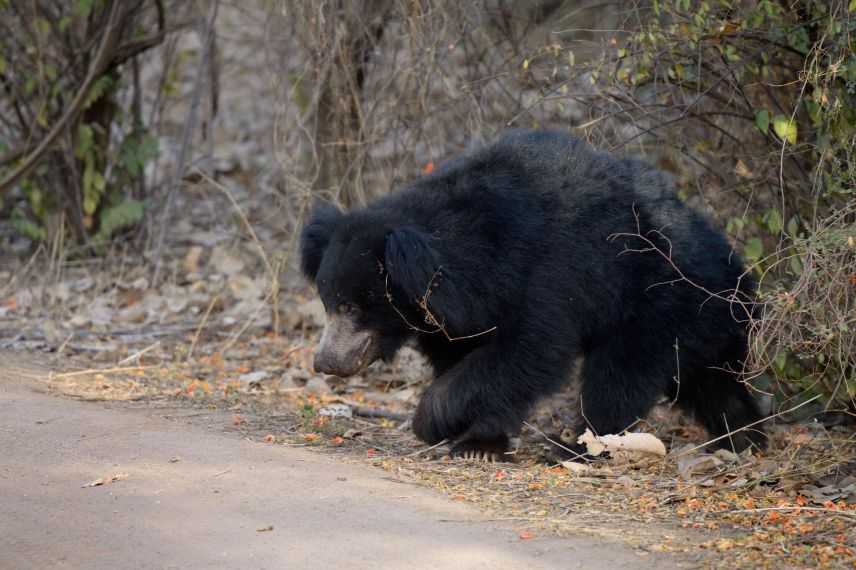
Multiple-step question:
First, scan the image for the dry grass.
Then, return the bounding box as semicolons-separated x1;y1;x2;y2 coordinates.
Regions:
750;203;856;414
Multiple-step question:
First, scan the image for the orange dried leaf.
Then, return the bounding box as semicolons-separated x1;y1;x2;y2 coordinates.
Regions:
519;531;535;540
422;162;435;174
715;538;735;551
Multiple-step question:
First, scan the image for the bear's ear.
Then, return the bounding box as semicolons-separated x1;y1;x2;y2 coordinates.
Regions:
385;228;470;333
300;201;342;281
384;227;439;303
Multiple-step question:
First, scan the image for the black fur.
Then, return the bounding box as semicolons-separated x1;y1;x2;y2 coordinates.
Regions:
300;129;766;458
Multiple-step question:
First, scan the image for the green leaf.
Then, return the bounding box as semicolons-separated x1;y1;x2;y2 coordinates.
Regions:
11;217;46;242
744;237;763;261
119;132;159;177
850;0;856;13
82;158;105;215
786;216;800;237
755;109;770;135
723;44;740;62
786;27;809;54
34;17;51;37
765;208;783;233
75;124;94;159
95;199;144;242
772;114;797;144
83;76;114;110
726;216;745;235
773;351;787;373
789;255;803;275
76;0;96;17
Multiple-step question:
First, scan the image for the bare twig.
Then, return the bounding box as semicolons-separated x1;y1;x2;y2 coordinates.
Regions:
152;0;220;283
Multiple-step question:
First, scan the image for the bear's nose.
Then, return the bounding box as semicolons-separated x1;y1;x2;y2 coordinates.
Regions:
313;350;340;376
313;332;373;377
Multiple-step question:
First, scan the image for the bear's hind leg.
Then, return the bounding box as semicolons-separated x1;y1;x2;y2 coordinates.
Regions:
678;364;766;452
553;339;667;462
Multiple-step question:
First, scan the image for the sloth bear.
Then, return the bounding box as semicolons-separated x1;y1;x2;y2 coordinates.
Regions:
300;129;765;460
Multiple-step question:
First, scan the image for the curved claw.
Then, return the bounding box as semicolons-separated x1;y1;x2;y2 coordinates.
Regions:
453;446;504;463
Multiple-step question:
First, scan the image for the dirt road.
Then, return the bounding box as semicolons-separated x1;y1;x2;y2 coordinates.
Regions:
0;355;677;569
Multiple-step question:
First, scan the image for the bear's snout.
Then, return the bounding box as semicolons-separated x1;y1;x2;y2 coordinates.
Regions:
313;312;378;377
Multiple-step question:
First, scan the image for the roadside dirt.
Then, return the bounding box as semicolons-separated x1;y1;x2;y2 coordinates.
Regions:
0;352;680;570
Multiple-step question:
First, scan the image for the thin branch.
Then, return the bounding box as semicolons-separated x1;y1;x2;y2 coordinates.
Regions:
151;0;220;283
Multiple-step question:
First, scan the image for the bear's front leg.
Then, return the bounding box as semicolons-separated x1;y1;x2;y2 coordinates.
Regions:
411;344;543;462
412;371;470;445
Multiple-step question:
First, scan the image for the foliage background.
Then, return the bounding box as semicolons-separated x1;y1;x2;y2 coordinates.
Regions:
0;0;853;413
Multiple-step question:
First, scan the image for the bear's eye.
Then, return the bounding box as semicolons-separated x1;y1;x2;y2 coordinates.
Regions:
338;303;358;316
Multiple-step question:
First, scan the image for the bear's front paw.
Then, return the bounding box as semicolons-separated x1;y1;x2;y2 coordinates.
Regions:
450;435;511;463
412;382;469;444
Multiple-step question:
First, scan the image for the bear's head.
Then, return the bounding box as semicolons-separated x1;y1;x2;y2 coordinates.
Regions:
299;202;450;377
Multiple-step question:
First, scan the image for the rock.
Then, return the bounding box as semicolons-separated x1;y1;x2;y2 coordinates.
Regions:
238;370;270;383
305;377;331;394
278;372;301;389
228;275;265;301
210;246;245;276
318;404;353;419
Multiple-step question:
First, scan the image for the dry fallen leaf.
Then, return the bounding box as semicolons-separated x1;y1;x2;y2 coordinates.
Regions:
82;473;128;488
577;429;667;457
519;530;535;540
183;246;204;274
677;454;723;479
561;460;593;475
734;159;753;179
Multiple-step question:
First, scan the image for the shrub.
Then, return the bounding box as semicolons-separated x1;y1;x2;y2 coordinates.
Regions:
0;0;169;250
